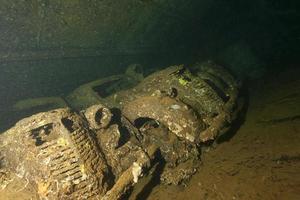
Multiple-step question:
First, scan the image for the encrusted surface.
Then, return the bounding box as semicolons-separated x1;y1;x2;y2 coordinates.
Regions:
123;95;204;143
0;108;111;199
1;61;242;199
116;61;240;142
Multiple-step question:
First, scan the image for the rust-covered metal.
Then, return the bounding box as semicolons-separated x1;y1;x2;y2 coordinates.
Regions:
0;108;112;199
1;61;242;199
123;95;204;143
0;107;153;199
118;61;240;143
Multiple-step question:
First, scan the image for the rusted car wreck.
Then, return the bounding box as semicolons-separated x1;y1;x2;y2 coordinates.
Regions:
0;61;242;199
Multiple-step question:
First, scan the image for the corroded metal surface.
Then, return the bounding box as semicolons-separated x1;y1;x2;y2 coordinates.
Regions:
123;95;203;143
1;61;242;199
117;61;240;142
0;104;155;200
0;108;111;199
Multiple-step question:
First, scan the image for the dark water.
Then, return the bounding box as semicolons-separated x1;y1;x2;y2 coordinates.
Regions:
0;0;299;130
0;0;299;199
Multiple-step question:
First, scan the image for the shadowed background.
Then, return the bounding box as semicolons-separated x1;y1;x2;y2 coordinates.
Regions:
0;0;299;130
